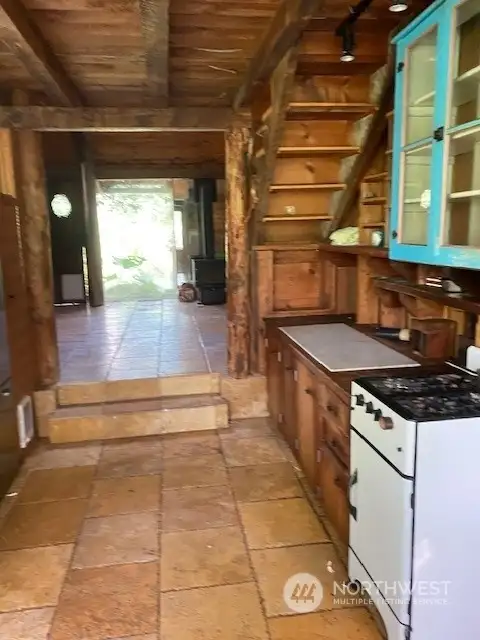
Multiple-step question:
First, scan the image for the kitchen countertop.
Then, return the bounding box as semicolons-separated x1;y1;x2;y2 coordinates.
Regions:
279;323;419;372
266;314;459;400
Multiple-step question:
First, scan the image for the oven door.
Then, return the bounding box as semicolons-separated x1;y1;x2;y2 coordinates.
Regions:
349;429;413;625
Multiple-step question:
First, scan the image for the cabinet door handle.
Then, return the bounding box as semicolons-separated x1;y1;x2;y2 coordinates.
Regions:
433;126;444;141
285;366;293;371
305;388;314;396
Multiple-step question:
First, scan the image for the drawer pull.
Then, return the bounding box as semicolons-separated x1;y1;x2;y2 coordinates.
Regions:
326;404;337;415
305;388;314;396
285;366;294;371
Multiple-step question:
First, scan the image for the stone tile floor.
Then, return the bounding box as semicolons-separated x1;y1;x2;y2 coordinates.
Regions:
56;300;227;383
0;418;381;640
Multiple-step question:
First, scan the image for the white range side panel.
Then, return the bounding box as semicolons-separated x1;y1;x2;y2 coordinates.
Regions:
411;417;480;639
351;382;417;476
349;431;414;625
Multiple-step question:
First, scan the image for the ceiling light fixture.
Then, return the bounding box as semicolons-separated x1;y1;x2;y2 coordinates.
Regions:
339;23;355;62
389;1;408;12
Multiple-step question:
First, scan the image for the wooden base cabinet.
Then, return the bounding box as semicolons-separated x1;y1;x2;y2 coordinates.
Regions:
266;323;351;549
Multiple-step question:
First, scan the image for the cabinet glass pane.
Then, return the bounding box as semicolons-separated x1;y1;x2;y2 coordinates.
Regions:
400;145;432;245
450;0;480;128
404;28;437;145
443;127;480;246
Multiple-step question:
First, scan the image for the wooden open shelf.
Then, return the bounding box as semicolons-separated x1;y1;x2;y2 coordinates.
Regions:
374;277;480;314
276;146;359;157
269;183;345;192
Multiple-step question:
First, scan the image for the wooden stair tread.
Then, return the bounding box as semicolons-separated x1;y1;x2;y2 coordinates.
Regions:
287;102;376;120
363;172;388;182
277;145;359;156
361;196;388;205
270;183;345;192
264;215;332;222
53;393;226;418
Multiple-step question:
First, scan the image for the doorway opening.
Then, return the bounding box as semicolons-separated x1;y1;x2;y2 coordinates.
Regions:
96;179;177;302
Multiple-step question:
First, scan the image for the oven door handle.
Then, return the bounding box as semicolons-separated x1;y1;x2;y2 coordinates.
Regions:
349;469;358;521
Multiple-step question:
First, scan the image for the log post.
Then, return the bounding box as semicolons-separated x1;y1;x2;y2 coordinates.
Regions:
78;134;104;307
15;126;59;387
226;123;250;378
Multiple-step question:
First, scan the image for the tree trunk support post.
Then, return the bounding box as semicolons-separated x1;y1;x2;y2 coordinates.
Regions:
226;123;251;378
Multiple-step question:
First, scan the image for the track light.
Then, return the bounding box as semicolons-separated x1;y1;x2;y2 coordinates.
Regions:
340;24;355;62
389;1;408;12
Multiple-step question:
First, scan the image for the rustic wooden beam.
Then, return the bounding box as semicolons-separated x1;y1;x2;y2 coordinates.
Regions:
77;134;104;308
15;125;59;387
139;0;169;103
0;0;82;106
226;123;251;378
324;52;394;238
0;106;240;131
233;0;324;110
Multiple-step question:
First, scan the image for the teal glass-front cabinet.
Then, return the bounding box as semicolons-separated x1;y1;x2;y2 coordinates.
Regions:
390;0;480;269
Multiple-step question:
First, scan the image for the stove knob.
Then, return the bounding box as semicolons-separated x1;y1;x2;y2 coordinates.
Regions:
373;409;382;422
355;394;365;406
379;416;394;430
365;401;374;414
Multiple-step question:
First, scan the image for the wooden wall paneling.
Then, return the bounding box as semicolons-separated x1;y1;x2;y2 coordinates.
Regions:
273;157;341;185
226;124;250;378
264;219;325;243
254;249;274;375
291;75;371;103
15;124;58;388
268;190;332;216
139;0;169;103
281;119;351;146
0;129;17;197
356;256;380;325
0;195;37;400
272;249;323;311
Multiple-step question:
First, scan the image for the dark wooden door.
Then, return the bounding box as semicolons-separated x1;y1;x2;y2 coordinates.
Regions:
47;171;87;304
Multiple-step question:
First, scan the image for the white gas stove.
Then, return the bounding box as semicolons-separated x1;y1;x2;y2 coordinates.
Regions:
348;362;480;640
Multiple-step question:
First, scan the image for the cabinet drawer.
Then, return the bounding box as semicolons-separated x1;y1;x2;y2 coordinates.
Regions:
318;446;349;546
324;417;349;467
318;386;349;436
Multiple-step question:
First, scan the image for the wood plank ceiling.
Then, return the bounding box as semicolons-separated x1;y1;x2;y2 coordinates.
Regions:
0;0;428;110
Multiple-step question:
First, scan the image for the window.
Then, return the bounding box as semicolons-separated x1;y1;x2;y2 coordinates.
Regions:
174;209;184;250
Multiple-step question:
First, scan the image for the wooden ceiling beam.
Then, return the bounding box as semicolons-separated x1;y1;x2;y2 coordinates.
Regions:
233;0;325;110
139;0;169;103
0;0;83;106
0;106;242;131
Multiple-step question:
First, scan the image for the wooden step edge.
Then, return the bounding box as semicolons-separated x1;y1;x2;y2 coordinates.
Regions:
360;197;388;205
288;102;376;111
269;183;345;192
53;393;227;419
363;172;388;183
360;222;386;228
264;215;332;222
277;146;360;155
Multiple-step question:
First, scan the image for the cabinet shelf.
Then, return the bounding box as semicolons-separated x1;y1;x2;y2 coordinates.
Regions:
374;277;480;314
412;90;435;107
454;64;480;106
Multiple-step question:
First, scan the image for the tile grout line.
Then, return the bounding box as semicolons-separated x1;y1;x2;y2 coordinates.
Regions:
217;431;274;640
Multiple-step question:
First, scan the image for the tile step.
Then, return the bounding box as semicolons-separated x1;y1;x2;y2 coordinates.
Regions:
56;373;221;406
47;393;229;444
